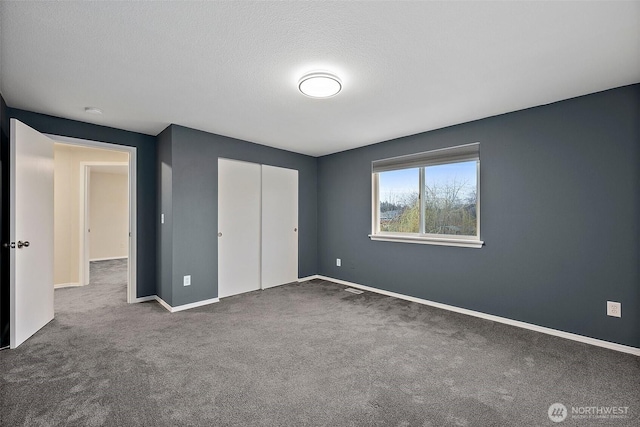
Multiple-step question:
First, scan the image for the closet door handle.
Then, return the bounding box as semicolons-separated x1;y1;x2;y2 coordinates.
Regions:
218;232;223;237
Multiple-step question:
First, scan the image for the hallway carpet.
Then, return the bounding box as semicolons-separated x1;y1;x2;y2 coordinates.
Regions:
1;259;638;426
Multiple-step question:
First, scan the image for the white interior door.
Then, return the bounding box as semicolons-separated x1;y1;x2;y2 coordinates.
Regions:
10;119;54;348
261;165;298;289
218;159;261;298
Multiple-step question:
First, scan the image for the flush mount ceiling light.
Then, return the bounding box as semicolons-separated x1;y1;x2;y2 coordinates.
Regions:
84;107;103;115
298;72;342;98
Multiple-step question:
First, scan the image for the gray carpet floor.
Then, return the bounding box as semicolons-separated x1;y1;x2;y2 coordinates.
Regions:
1;259;638;426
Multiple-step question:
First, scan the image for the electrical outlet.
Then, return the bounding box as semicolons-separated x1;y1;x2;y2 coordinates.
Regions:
183;275;191;287
607;301;621;318
336;258;341;267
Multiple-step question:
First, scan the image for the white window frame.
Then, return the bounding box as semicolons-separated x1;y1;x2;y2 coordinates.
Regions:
369;143;483;249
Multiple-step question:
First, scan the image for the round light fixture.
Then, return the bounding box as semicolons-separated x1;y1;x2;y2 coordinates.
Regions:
84;107;103;115
298;72;342;98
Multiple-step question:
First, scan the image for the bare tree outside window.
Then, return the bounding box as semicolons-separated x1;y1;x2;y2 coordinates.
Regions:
377;161;477;237
423;161;477;236
379;168;419;233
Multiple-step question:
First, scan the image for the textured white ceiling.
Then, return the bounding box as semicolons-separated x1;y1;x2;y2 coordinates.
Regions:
1;1;639;156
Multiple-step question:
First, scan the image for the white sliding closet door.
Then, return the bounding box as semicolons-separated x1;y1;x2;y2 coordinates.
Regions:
261;165;298;289
218;159;261;298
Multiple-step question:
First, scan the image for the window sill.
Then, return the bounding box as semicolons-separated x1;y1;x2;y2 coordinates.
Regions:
368;233;484;248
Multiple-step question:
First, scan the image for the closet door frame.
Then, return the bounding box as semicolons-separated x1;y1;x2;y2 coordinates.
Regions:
217;159;299;298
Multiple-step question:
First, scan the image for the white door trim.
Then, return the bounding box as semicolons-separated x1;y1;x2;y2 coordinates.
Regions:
45;134;138;304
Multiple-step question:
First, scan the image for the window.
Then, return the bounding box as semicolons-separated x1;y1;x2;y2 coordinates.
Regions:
370;143;483;248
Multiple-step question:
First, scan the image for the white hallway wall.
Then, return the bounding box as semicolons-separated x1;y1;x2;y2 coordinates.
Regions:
53;144;128;286
89;171;128;261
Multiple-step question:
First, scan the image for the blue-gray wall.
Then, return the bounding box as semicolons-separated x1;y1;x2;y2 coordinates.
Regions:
0;94;7;134
0;93;9;348
157;126;173;305
3;84;638;349
317;84;640;348
158;125;318;307
7;109;158;299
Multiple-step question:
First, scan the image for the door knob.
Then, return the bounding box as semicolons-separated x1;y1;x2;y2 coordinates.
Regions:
17;241;29;249
294;228;297;232
218;232;222;237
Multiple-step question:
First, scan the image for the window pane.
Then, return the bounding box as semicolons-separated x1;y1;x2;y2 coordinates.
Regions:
379;168;419;233
423;161;477;236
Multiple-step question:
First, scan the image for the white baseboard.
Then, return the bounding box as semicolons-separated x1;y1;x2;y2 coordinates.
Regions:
154;296;219;313
298;275;321;282
54;282;82;289
314;275;640;357
130;296;156;304
89;256;128;262
154;296;173;312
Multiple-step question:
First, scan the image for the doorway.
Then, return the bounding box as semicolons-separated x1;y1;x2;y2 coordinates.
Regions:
49;135;137;303
80;162;129;286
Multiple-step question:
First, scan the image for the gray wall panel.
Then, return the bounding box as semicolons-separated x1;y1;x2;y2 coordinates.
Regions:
0;93;9;347
4;84;637;349
157;126;173;305
165;125;317;307
317;85;640;348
